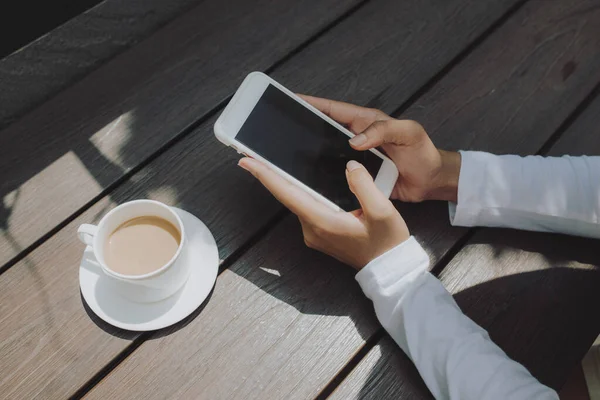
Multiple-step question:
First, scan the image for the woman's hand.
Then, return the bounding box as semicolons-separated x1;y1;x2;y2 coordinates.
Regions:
238;158;409;270
301;95;461;203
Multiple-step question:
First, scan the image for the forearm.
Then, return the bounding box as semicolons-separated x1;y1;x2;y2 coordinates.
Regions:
356;238;557;399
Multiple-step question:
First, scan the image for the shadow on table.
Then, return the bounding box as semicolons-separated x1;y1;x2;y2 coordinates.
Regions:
344;228;600;399
82;285;215;340
1;66;599;398
216;202;463;341
210;196;598;396
225;215;382;345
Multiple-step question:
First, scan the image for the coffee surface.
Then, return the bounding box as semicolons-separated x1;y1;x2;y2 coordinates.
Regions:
105;216;181;275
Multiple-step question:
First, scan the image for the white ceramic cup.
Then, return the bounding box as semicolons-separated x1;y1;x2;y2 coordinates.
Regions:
77;200;189;303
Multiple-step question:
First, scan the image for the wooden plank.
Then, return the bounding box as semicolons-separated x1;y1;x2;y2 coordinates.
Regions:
437;91;600;389
271;0;520;114
0;0;522;398
439;231;600;389
0;0;101;59
85;217;381;400
85;1;600;397
373;0;600;264
0;0;361;268
0;0;205;129
329;335;433;400
548;88;600;156
0;115;284;399
0;1;363;397
322;0;600;397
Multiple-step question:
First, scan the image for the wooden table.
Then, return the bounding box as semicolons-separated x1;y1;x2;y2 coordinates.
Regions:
2;0;600;398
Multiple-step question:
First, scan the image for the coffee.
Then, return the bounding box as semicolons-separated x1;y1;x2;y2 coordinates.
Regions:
105;216;181;275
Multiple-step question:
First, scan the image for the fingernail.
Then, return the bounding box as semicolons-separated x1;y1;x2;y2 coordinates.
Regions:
347;160;361;171
238;159;250;172
349;134;367;146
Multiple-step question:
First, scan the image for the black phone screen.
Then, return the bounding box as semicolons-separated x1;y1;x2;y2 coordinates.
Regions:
236;84;384;211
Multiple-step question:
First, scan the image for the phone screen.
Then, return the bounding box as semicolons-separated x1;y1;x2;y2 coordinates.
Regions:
236;84;384;211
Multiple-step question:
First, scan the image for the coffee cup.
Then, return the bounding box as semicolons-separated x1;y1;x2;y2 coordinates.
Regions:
77;200;189;303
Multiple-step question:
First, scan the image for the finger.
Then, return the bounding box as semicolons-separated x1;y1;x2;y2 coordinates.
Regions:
238;158;332;223
349;119;423;150
298;94;390;133
345;160;395;221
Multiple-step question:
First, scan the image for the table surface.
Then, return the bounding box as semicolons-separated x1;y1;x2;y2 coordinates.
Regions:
1;0;600;398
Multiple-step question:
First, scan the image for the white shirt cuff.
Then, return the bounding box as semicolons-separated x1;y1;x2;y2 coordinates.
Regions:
355;236;430;300
448;151;600;239
448;150;489;227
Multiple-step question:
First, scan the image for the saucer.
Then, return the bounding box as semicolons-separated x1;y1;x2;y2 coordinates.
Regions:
79;207;219;331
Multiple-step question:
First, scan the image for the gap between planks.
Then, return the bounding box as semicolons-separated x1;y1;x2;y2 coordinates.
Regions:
68;0;541;397
68;209;289;400
22;0;584;396
58;2;371;398
322;45;600;400
308;0;535;396
0;0;370;279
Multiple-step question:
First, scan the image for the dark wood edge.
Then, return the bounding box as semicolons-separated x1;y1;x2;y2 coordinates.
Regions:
325;46;600;400
315;328;387;400
314;1;600;397
69;0;540;396
305;0;537;395
0;0;369;278
69;209;289;399
53;4;374;397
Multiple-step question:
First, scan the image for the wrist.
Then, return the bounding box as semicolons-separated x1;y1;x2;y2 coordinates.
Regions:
356;236;430;295
427;150;461;202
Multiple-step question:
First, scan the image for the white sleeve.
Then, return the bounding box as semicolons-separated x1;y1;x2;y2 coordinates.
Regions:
356;237;557;400
449;151;600;238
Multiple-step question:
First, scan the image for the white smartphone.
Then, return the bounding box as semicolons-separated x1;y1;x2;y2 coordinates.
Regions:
214;71;399;212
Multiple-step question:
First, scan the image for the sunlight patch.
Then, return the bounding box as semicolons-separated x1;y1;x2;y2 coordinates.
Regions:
90;112;133;169
0;151;103;257
147;185;179;205
259;267;281;277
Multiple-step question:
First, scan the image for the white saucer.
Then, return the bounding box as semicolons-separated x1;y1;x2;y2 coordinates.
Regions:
79;207;219;331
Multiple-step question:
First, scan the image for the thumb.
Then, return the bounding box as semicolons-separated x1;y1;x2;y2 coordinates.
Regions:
348;119;424;150
345;160;395;220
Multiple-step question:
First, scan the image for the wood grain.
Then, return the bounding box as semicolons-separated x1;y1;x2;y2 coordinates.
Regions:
437;29;600;390
0;0;523;398
0;0;361;268
0;0;209;129
548;88;600;156
439;231;600;390
327;0;600;397
0;1;363;397
0;0;101;58
84;1;600;397
84;217;380;400
402;2;600;155
0;116;284;398
271;0;520;115
329;335;433;400
383;0;600;265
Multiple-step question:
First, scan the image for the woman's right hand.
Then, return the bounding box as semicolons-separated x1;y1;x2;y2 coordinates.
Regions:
300;95;461;203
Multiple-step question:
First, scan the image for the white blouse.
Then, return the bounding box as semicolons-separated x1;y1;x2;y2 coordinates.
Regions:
356;151;600;399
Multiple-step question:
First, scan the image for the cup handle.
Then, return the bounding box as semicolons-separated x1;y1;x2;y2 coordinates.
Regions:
78;224;98;246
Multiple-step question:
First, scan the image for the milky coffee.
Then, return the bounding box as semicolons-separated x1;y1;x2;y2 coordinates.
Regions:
105;216;181;275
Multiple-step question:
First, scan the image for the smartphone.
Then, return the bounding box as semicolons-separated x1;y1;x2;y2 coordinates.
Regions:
214;72;398;211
